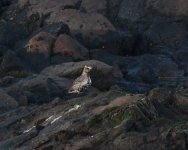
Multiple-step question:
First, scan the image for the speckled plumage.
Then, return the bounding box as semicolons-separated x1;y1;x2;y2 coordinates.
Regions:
68;65;92;94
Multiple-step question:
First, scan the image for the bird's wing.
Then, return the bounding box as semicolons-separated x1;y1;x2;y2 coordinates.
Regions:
73;76;84;84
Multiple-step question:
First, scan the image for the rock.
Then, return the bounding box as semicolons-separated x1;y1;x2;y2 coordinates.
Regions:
0;50;28;78
86;29;137;55
107;0;122;20
174;94;188;113
93;94;144;114
0;0;11;7
53;34;89;60
108;94;144;108
0;45;9;55
146;0;188;17
88;95;158;132
80;0;107;14
34;22;70;37
90;49;124;65
119;54;184;84
21;32;55;71
118;0;146;26
144;17;188;53
24;0;81;16
0;20;26;49
0;76;16;87
50;55;73;65
0;89;18;113
17;0;28;8
26;32;55;56
0;130;38;150
175;49;188;75
6;74;72;104
42;60;113;90
163;122;188;150
112;64;123;79
19;75;72;103
94;30;136;55
148;88;174;104
47;9;116;48
117;0;188;56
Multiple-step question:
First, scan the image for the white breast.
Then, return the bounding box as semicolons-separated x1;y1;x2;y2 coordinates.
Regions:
88;77;91;85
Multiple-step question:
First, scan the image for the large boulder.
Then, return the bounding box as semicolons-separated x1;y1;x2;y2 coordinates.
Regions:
53;34;89;60
42;60;113;90
26;32;55;56
47;9;116;48
6;75;72;104
21;32;55;71
13;0;80;34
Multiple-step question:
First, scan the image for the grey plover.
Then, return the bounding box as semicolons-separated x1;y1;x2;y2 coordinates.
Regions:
68;65;92;94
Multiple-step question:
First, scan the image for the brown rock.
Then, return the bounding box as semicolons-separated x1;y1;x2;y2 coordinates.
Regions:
42;60;113;90
27;32;55;57
53;34;89;60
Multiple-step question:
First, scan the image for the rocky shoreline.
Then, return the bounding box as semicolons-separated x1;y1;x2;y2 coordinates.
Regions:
0;0;188;149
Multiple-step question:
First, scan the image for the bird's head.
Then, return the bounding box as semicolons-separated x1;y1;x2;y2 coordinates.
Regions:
83;65;92;73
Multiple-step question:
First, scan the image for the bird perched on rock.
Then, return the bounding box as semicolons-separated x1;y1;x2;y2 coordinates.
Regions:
68;65;92;94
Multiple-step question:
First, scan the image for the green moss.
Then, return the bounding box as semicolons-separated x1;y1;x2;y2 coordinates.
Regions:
85;95;161;132
87;102;152;131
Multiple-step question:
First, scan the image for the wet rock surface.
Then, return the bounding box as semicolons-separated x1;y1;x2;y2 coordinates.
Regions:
0;0;188;149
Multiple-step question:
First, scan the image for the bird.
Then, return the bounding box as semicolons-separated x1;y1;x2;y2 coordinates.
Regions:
68;65;92;94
